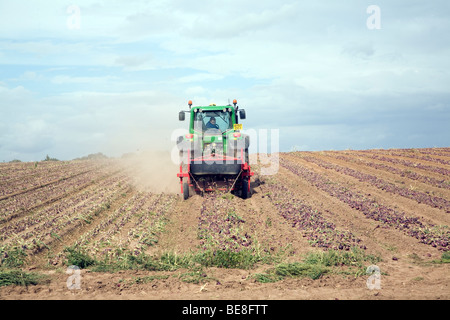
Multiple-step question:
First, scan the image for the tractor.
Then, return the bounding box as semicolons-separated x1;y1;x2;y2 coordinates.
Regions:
176;99;253;200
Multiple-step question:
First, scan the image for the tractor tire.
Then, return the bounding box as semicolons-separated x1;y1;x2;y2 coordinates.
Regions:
183;182;189;200
241;177;250;199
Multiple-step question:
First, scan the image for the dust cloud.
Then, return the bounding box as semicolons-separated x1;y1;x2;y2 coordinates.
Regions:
119;150;180;194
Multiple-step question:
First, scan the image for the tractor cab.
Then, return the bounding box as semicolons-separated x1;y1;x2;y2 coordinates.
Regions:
194;109;233;133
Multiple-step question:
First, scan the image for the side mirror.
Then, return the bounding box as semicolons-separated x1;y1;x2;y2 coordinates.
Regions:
239;109;246;120
179;111;185;121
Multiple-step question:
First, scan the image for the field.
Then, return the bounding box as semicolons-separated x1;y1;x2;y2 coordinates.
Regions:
1;148;449;300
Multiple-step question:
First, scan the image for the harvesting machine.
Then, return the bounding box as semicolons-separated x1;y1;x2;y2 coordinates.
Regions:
176;99;253;200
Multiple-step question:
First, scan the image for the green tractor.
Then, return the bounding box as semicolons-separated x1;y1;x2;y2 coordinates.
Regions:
177;99;253;200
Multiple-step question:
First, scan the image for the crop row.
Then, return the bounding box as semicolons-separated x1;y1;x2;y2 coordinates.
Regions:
280;157;449;251
435;148;450;154
0;172;132;256
198;193;252;253
0;160;105;198
295;153;450;213
260;175;365;251
0;160;72;180
65;191;177;263
366;149;450;166
325;152;450;190
393;148;450;158
354;151;450;176
0;164;124;223
126;193;177;255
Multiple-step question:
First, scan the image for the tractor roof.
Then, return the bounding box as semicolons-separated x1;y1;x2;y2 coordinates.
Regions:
191;104;233;109
187;100;239;111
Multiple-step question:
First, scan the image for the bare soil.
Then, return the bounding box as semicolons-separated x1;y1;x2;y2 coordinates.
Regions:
1;149;449;301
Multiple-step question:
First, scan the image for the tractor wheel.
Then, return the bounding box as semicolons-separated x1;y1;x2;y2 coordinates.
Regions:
183;182;189;200
241;177;249;199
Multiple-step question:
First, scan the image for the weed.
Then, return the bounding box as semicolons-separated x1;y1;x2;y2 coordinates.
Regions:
157;251;194;271
253;247;381;283
50;232;62;241
438;251;450;264
178;270;214;284
303;247;381;268
275;262;328;280
254;261;327;282
0;269;48;287
253;273;282;283
226;210;244;222
221;193;234;200
0;246;27;268
194;248;259;269
64;246;96;269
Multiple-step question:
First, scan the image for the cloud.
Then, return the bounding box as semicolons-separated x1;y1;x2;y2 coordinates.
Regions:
176;73;224;84
1;0;450;161
50;75;119;85
5;120;55;154
178;2;297;40
0;83;184;161
114;54;154;68
342;42;375;59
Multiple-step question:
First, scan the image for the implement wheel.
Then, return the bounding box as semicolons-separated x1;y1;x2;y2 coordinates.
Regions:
241;177;249;199
183;182;189;200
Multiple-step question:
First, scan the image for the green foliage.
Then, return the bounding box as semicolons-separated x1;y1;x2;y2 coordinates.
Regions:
440;251;450;263
253;247;381;283
0;246;27;268
61;245;383;286
194;248;259;269
157;252;193;270
253;273;283;283
274;262;327;280
303;247;381;267
43;154;59;161
254;261;328;283
64;247;96;269
178;269;215;284
88;250;194;272
0;269;48;287
221;193;234;200
74;152;109;161
66;245;269;273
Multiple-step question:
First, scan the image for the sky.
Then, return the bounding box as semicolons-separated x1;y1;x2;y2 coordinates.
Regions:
1;0;449;162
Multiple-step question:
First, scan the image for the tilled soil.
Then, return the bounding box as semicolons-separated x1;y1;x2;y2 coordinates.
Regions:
0;149;449;300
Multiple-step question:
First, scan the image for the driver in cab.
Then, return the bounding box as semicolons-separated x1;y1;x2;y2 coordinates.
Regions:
206;117;219;129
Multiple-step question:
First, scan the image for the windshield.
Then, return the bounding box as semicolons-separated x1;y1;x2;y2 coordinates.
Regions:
193;110;233;132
